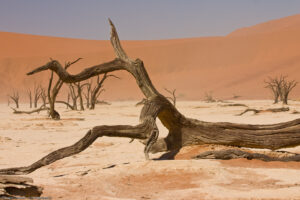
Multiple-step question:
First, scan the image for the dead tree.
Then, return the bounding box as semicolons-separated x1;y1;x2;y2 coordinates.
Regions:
90;74;119;110
40;88;47;106
27;89;32;108
265;76;284;104
33;84;42;108
27;84;42;108
265;75;297;104
68;83;79;110
9;91;19;108
74;82;88;110
47;58;82;119
281;77;297;105
164;88;177;107
204;91;216;103
3;20;300;175
83;80;92;109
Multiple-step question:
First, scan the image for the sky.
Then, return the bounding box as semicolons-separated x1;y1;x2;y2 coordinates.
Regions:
0;0;300;40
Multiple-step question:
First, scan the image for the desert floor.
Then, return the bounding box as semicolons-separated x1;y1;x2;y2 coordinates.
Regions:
1;100;300;200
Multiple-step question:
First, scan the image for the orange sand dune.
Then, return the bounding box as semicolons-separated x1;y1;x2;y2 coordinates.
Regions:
1;14;300;102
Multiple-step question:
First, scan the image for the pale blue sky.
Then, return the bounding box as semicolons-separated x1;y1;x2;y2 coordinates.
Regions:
0;0;299;40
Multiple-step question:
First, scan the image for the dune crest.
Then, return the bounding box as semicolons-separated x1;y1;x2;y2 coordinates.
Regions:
1;14;300;101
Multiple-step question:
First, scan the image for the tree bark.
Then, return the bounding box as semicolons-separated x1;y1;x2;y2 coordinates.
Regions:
27;90;32;108
11;106;49;114
0;175;43;198
237;107;289;116
9;91;19;109
2;19;300;175
194;148;300;162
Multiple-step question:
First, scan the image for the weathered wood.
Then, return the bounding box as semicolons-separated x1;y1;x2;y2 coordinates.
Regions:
194;148;300;162
219;103;247;107
265;76;298;104
47;58;82;119
0;98;161;175
237;107;289;116
9;91;19;109
11;106;49;114
2;19;300;176
164;88;177;107
0;175;42;198
90;73;119;110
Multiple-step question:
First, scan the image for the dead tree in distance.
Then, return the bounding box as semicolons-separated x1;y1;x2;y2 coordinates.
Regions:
89;73;119;110
68;83;79;110
83;80;92;109
75;82;88;110
27;89;32;108
281;77;297;104
27;84;42;108
40;87;47;106
204;91;216;103
3;20;300;175
265;75;297;104
265;76;284;104
164;88;177;107
9;91;19;108
33;84;42;108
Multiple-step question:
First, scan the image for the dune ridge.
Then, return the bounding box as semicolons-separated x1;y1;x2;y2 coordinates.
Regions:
1;14;300;102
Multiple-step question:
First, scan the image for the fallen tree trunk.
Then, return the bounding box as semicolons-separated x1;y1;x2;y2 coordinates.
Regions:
237;107;289;116
2;19;300;175
11;106;49;114
0;175;42;198
194;148;300;162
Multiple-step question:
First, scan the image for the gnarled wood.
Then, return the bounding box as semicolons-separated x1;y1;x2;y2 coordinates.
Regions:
2;19;300;176
11;106;49;114
0;99;161;175
237;107;289;116
9;91;19;109
0;175;43;198
194;148;300;162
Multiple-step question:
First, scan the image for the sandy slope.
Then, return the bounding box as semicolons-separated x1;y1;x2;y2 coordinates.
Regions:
1;14;300;102
1;100;300;199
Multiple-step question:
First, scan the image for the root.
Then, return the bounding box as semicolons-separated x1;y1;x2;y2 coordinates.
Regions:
237;107;289;116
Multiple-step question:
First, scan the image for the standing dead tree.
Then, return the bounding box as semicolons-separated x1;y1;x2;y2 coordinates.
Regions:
265;76;284;104
164;88;177;107
33;84;42;108
89;73;119;110
47;58;82;119
27;84;42;108
27;89;32;108
68;83;79;110
83;80;92;109
74;82;88;110
3;20;300;175
204;91;216;103
9;91;19;109
265;75;297;104
40;88;47;106
281;77;297;105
